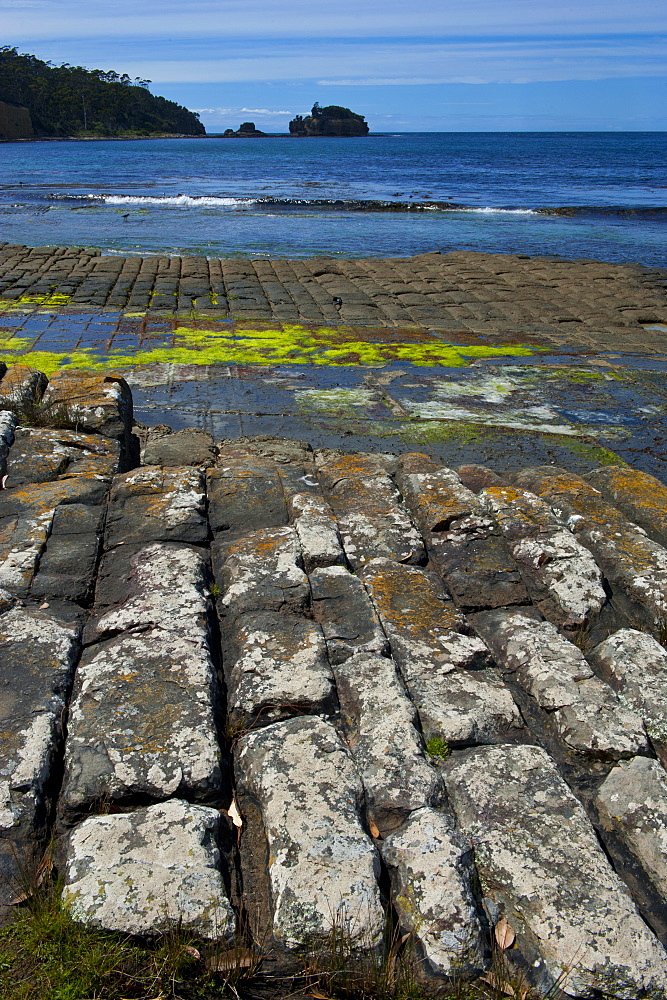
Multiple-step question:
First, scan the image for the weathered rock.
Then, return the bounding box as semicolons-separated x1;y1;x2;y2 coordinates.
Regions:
0;409;16;476
334;651;441;832
480;484;606;627
235;716;384;954
396;456;526;610
208;461;287;537
143;427;217;468
0;478;109;594
40;369;132;441
587;465;667;549
514;467;667;633
287;492;344;571
457;463;508;493
104;466;208;547
0;364;47;411
62;800;234;939
226;612;335;729
317;452;424;569
61;543;223;817
0;607;80;838
31;503;103;603
380;807;485;978
595;756;667;906
589;628;667;748
217;526;309;618
6;427;120;488
310;564;388;663
475;609;647;759
445;744;667;998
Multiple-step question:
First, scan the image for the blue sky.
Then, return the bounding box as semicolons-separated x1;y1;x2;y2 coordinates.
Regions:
3;0;666;131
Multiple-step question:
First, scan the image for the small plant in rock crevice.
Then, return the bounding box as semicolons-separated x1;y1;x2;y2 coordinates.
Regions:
425;736;451;763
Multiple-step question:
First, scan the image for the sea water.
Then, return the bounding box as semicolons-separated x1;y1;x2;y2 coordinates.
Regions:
1;132;665;264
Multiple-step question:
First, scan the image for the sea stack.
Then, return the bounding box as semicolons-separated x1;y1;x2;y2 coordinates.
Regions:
289;103;369;136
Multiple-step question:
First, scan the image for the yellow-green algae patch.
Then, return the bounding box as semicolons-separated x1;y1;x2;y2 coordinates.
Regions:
0;324;538;374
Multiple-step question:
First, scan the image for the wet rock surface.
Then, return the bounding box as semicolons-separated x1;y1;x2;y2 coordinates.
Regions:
1;369;667;994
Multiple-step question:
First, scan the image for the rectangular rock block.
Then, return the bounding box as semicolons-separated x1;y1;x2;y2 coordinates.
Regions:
235;716;384;955
216;526;309;619
61;543;224;819
30;502;103;604
40;370;132;443
475;609;647;759
6;427;120;489
310;564;388;664
586;465;667;549
333;651;441;832
225;611;336;729
287;492;344;571
62;800;235;939
104;466;208;548
208;461;288;538
445;744;667;998
480;484;606;628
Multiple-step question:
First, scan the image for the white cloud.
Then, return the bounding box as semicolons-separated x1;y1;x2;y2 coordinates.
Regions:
192;107;293;115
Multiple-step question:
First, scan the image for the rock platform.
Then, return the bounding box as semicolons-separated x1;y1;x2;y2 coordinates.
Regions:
2;361;667;996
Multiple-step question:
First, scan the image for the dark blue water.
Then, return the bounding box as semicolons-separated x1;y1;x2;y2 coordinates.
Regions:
1;132;665;263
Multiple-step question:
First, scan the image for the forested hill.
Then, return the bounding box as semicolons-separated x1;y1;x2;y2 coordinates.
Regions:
0;47;206;137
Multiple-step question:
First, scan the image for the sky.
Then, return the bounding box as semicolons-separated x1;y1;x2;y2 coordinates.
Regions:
3;0;667;131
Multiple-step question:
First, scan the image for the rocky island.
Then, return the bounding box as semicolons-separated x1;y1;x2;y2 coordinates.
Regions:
289;102;370;136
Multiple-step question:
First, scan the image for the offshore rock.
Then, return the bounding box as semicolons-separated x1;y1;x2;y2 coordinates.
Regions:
235;716;384;954
381;807;485;978
445;744;667;998
62;800;234;939
334;651;441;832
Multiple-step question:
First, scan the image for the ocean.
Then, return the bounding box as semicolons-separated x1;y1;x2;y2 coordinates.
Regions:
1;131;666;264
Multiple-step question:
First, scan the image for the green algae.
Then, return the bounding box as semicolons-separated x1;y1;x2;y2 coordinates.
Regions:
295;388;378;413
546;436;627;466
0;323;538;375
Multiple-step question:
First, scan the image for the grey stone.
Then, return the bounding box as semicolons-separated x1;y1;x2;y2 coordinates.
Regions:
514;468;667;633
31;503;103;603
445;744;667;998
380;807;485;978
317;453;424;569
334;651;442;832
0;365;47;412
104;466;208;547
5;427;119;489
589;628;667;748
0;607;80;837
595;756;667;906
0;409;16;477
226;611;336;729
475;609;647;757
208;461;287;537
61;543;223;817
62;800;234;939
218;526;309;617
0;478;109;594
310;564;388;664
235;716;384;953
287;492;345;571
586;465;667;549
480;484;606;628
40;370;132;441
143;427;217;468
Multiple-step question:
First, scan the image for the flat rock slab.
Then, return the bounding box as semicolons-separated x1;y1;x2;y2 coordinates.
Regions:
317;453;424;568
235;716;384;954
0;477;109;594
226;611;336;728
0;607;80;837
142;427;217;468
61;543;223;817
218;526;309;618
310;564;388;663
288;492;344;571
334;651;441;832
381;806;485;978
104;466;208;547
445;744;667;998
587;465;667;549
515;467;667;633
6;427;120;489
595;756;667;907
480;484;606;627
31;502;104;603
62;799;234;939
475;609;647;759
208;461;288;537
